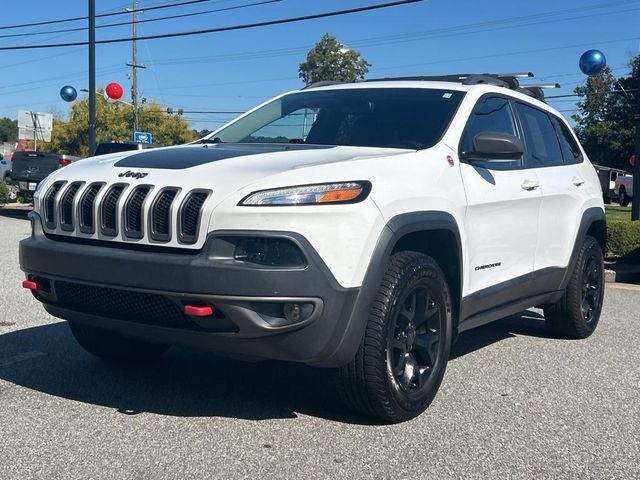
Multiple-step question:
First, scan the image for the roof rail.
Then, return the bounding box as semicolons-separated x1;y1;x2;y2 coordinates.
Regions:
302;73;561;102
363;72;534;89
302;81;345;90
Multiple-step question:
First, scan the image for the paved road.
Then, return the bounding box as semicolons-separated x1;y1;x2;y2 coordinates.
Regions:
1;209;639;480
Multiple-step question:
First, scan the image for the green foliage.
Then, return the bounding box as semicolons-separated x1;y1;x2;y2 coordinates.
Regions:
0;118;18;143
299;33;371;85
0;180;9;205
572;55;639;171
195;129;212;138
607;220;640;263
41;92;196;156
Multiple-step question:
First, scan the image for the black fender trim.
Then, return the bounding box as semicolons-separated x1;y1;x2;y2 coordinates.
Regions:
313;211;463;367
560;207;606;290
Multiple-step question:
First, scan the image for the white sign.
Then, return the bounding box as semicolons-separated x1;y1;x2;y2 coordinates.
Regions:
18;110;53;142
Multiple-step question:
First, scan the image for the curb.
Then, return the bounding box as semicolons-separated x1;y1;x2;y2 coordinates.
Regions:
605;268;640;284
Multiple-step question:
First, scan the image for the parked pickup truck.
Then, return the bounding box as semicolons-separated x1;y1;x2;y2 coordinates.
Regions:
10;151;82;198
614;174;633;206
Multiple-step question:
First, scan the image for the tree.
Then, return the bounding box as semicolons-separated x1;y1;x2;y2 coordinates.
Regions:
298;33;370;85
0;118;18;143
41;92;196;156
572;55;639;171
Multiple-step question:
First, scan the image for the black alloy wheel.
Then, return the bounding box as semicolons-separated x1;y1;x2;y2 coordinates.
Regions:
388;284;445;396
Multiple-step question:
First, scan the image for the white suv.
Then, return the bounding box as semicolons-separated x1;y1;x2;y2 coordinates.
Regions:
19;74;606;422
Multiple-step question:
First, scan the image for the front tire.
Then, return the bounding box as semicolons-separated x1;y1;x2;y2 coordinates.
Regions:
543;235;604;339
338;252;453;423
68;322;170;362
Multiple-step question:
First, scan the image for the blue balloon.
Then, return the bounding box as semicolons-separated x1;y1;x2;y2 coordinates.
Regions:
60;85;77;102
579;50;607;77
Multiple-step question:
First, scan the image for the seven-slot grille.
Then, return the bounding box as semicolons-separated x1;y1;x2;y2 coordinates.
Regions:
42;182;209;245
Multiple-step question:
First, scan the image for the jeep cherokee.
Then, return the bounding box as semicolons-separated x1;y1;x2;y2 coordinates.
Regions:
19;73;606;422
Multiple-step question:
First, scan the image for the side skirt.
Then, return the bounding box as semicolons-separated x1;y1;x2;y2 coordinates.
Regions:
458;267;566;332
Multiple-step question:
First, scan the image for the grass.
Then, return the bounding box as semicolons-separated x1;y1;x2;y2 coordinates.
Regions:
605;205;633;221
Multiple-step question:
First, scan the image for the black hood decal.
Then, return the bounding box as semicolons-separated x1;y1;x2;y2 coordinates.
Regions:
114;143;334;170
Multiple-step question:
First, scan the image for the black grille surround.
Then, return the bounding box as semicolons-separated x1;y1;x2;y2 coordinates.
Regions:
100;184;126;236
178;190;210;244
123;185;152;239
59;182;83;231
78;183;104;234
40;182;210;247
150;188;179;242
43;182;65;229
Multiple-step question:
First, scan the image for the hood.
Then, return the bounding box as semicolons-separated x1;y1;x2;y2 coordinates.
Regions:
55;143;409;199
35;143;412;250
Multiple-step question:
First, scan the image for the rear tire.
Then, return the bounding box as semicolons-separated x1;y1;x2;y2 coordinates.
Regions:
68;322;170;362
543;235;604;339
338;252;453;423
619;187;630;207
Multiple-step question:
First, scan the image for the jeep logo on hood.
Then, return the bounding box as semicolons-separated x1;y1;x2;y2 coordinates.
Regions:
118;170;148;179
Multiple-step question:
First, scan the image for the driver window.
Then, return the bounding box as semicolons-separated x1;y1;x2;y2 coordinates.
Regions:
461;97;522;169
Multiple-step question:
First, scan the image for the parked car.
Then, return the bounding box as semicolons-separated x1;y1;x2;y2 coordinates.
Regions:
94;141;158;157
20;73;606;422
10;151;82;198
615;174;633;206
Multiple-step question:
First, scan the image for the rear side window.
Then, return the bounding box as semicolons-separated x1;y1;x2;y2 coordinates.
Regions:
515;102;563;167
551;117;583;164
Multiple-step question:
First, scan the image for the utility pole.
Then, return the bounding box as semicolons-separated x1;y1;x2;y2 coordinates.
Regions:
88;0;96;155
633;71;640;221
126;1;146;135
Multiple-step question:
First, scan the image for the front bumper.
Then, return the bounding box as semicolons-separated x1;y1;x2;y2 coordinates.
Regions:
20;212;362;366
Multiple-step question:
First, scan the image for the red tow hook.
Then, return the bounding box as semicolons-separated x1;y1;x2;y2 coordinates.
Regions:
183;305;214;317
22;280;39;290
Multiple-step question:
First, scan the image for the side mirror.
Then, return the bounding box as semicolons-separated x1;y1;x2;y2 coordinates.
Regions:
466;132;524;161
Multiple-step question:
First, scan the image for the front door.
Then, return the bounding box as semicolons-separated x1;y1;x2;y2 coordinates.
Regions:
458;96;542;297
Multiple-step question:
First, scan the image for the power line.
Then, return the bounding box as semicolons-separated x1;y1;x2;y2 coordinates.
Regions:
0;0;424;51
0;0;229;31
0;0;283;40
547;89;639;99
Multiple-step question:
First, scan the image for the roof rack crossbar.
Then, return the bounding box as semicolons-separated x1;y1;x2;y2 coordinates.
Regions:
517;83;561;102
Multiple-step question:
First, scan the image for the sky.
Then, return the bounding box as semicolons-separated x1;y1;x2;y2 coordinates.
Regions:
0;0;639;135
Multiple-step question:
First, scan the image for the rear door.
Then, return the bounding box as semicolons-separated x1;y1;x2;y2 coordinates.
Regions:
512;102;588;274
11;152;59;184
459;96;542;296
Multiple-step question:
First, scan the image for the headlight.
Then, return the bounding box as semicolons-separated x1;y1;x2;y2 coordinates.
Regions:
239;181;371;206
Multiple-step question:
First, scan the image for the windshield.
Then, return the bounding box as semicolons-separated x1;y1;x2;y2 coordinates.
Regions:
208;88;465;150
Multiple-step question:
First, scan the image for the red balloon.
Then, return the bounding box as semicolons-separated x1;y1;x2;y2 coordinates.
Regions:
105;82;123;100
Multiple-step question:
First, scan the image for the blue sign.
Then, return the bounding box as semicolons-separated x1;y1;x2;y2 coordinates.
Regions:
134;131;152;144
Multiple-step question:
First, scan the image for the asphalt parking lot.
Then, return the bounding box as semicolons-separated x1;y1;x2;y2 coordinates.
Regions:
1;208;639;480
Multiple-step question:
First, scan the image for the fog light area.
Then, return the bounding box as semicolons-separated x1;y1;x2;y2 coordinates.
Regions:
251;301;315;327
233;238;306;267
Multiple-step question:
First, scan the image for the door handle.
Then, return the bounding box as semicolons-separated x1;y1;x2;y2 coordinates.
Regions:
521;179;539;191
572;177;585;187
